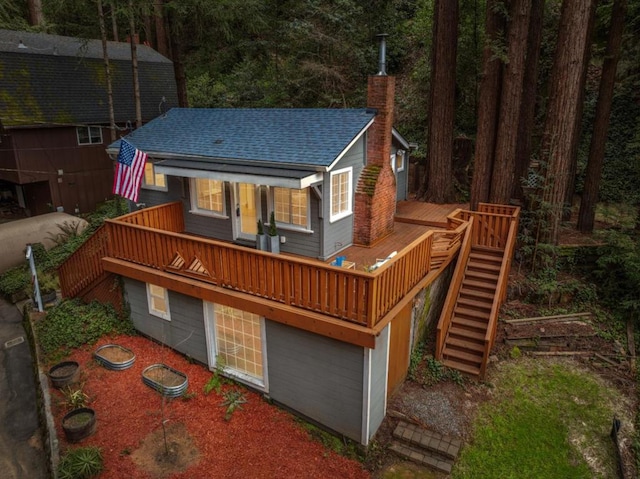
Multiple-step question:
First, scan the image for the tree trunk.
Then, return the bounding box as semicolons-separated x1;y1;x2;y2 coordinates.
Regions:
167;9;189;107
577;0;627;233
27;0;44;26
489;0;532;204
97;0;116;143
154;0;169;57
470;0;504;210
424;0;458;203
513;0;545;201
110;1;118;41
128;0;142;128
539;0;595;245
563;1;597;221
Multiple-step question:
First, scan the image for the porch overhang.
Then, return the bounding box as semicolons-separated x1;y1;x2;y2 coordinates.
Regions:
155;159;323;189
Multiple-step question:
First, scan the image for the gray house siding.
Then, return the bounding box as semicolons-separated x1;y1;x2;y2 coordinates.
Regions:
366;324;389;443
265;320;364;441
123;278;208;364
274;194;321;257
135;173;183;208
321;136;366;260
182;180;234;242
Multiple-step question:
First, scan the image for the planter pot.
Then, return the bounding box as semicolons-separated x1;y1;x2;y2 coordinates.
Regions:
41;290;57;304
94;344;136;370
256;234;268;251
268;235;280;254
142;364;188;398
62;407;96;443
48;361;80;389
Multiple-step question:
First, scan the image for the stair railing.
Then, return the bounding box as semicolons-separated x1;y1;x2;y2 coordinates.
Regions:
435;216;474;360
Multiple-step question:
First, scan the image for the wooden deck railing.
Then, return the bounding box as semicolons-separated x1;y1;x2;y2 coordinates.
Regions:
451;205;519;249
435;217;474;359
58;201;471;328
58;224;110;298
480;206;520;377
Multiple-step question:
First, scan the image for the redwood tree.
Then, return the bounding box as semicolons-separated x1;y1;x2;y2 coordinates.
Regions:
470;0;505;210
539;0;595;245
489;0;532;204
577;0;628;232
423;0;459;203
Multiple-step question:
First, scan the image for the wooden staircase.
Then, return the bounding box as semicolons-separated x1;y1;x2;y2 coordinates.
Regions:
435;204;520;379
441;246;503;376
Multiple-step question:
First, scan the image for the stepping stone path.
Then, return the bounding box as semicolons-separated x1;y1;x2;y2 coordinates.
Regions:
390;420;461;474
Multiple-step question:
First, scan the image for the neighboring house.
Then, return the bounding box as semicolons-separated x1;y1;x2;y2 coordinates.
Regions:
0;29;178;216
59;50;518;445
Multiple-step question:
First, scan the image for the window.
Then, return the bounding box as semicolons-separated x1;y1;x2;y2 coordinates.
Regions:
214;304;263;382
274;187;309;229
142;162;167;191
190;178;225;216
330;167;352;222
76;126;103;145
392;149;405;173
147;283;170;320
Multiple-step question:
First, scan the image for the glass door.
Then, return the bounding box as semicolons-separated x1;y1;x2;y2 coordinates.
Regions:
235;183;258;240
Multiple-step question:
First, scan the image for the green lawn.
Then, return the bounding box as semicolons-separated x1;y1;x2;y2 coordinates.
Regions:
452;358;626;479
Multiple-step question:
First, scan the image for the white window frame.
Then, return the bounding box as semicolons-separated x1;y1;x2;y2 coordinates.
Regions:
142;162;168;192
189;178;227;218
329;166;353;223
272;186;312;232
203;302;268;391
76;126;103;145
146;283;170;321
394;149;405;173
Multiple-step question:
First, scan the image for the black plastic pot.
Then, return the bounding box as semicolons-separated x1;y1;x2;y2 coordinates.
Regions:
62;407;96;443
48;361;80;389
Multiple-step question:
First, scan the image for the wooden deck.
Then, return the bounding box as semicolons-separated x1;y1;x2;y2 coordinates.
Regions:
329;201;468;271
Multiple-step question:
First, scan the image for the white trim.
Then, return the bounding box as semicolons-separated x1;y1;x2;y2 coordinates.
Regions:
329;167;353;223
326;119;374;172
392;127;410;150
189;178;227;217
272;186;311;231
76;125;103;145
203;301;216;368
146;283;170;321
383;323;390;419
155;165;323;189
361;346;372;446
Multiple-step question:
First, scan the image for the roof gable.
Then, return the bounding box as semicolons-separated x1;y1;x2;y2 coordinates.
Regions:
114;108;377;169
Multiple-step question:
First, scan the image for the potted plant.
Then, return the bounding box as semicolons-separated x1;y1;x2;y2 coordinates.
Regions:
256;219;268;251
267;212;280;254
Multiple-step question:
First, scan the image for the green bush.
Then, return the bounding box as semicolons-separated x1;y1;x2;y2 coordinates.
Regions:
0;265;30;297
36;299;133;361
58;446;103;479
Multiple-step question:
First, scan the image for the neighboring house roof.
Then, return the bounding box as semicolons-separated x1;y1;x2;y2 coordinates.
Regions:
108;107;379;170
0;29;178;128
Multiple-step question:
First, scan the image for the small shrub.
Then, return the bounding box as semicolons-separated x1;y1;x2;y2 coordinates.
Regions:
58;446;103;479
62;386;89;410
203;357;228;395
220;389;247;421
0;265;30;297
510;346;522;359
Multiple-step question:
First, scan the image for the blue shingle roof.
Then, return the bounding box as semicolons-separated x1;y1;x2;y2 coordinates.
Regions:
115;108;376;168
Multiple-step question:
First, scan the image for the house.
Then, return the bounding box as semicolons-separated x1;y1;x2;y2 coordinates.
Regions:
58;44;518;445
0;29;178;216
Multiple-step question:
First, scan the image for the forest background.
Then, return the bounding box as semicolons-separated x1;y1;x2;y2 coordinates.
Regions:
1;0;639;327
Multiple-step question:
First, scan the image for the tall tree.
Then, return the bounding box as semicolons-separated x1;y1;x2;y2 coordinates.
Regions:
154;0;168;57
539;0;595;244
578;0;628;232
128;0;142;128
97;0;116;143
423;0;459;203
470;0;505;210
489;0;533;204
513;0;546;201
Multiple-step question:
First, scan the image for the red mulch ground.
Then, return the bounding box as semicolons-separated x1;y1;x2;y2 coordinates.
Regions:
51;334;370;479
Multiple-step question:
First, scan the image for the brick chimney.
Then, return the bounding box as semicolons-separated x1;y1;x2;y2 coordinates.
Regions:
353;35;397;246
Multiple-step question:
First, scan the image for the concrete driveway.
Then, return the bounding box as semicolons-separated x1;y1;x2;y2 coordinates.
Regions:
0;298;48;478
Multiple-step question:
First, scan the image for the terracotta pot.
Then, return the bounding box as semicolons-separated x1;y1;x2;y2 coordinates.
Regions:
62;407;96;443
48;361;80;389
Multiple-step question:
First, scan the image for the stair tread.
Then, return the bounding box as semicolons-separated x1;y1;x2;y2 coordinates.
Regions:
389;442;453;474
462;278;498;291
465;269;500;281
443;347;483;364
449;326;486;341
446;337;485;352
459;288;495;300
451;316;489;330
443;358;481;377
453;307;491;321
457;297;493;310
469;250;503;261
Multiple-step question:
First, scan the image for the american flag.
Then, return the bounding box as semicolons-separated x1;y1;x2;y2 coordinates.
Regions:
112;138;148;202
